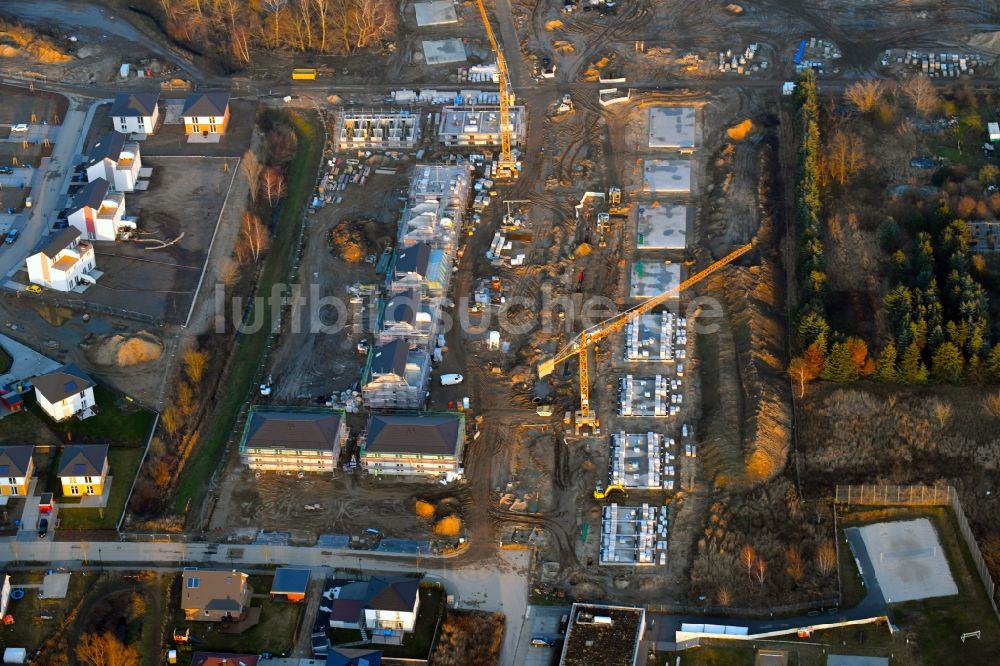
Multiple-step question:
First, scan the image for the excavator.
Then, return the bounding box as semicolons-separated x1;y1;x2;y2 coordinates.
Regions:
593;483;627;500
474;0;518;179
538;242;754;433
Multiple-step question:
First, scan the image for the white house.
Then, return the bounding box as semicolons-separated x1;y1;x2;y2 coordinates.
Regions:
327;577;421;639
32;363;96;422
86;132;142;193
0;574;10;618
182;92;231;142
110;92;160;138
68;178;134;242
25;228;98;292
363;577;421;634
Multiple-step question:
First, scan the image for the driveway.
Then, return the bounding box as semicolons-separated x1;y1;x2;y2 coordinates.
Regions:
511;605;570;666
0;332;60;385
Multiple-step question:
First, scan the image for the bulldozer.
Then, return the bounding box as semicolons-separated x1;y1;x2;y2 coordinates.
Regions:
593;483;627;500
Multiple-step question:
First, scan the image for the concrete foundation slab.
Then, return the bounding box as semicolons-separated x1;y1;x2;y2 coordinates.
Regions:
648;106;696;148
636;204;689;249
414;0;458;26
422;39;467;65
858;518;957;603
642;159;691;193
630;260;680;299
610;432;676;489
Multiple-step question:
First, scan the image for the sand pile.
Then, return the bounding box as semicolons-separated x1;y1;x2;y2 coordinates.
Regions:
969;32;1000;54
92;332;163;367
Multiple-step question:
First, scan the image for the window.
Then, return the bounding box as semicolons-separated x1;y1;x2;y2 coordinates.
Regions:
86;486;95;494
70;485;79;495
187;577;200;589
85;476;94;484
6;477;15;485
209;123;217;133
118;117;127;125
137;117;145;128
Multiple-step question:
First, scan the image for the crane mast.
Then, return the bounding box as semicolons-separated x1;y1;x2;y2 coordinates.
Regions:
474;0;518;179
538;243;753;432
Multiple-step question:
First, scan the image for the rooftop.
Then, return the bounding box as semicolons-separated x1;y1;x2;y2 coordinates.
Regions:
35;227;81;260
364;414;463;456
33;363;95;404
0;445;34;478
183;91;231;117
191;654;259;666
271;567;310;595
58;443;109;478
110;92;159;118
241;408;345;452
87;132;125;166
71;177;111;212
394;242;432;276
369;340;409;377
181;570;249;612
559;603;645;666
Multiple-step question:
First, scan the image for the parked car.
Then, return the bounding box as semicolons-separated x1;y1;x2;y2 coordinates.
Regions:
23;284;42;294
530;637;554;648
5;229;19;244
37;518;48;539
439;373;464;386
10;124;28;133
259;375;273;396
0;166;13;175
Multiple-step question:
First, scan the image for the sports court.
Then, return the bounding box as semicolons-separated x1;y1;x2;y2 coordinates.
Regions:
858;518;958;603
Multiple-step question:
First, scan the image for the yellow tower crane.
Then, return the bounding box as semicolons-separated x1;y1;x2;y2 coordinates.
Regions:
538;243;753;433
474;0;518;179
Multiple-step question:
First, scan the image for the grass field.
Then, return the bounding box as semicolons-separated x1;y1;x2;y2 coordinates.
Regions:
174;109;324;514
58;446;144;529
0;571;90;653
28;385;155;445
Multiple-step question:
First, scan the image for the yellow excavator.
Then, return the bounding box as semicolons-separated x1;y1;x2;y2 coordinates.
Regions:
593;483;627;500
538;242;753;433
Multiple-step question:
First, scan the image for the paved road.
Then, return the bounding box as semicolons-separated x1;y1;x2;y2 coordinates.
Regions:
0;97;106;281
1;539;530;665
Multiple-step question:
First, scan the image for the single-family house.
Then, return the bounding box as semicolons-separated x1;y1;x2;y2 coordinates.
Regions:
361;340;430;410
238;407;348;473
26;228;98;292
0;445;35;497
327;576;422;638
327;648;383;666
32;363;96;422
86;132;143;192
390;242;449;296
270;567;310;603
378;290;436;348
58;444;109;497
364;577;421;635
67;178;134;242
182;92;231;141
360;413;465;477
191;653;259;666
110;92;160;138
0;574;10;619
181;569;251;622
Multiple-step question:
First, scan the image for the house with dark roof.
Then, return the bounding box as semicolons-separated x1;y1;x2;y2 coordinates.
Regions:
181;569;251;622
86;132;143;192
182;92;231;142
67;178;133;242
271;567;310;602
326;647;382;666
361;340;430;410
390;242;449;296
238;407;348;473
32;363;96;422
378;289;435;347
0;445;35;496
25;228;98;292
58;444;109;497
360;413;465;477
110;92;160;137
191;653;258;666
326;576;422;640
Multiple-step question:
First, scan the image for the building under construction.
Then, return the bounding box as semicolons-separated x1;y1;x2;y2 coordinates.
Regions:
437;106;526;147
335;110;421;152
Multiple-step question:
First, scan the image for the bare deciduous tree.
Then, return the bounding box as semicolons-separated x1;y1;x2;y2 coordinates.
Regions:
786;546;805;583
239;211;271;263
183;346;209;383
902;75;939;117
76;632;139;666
817;540;837;576
754;558;767;587
241;150;262;202
260;167;286;207
740;544;756;579
350;0;397;50
716;586;732;607
844;80;885;113
220;257;241;286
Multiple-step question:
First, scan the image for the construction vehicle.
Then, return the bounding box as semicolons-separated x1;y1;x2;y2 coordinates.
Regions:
474;0;518;179
593;483;627;500
537;242;753;433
